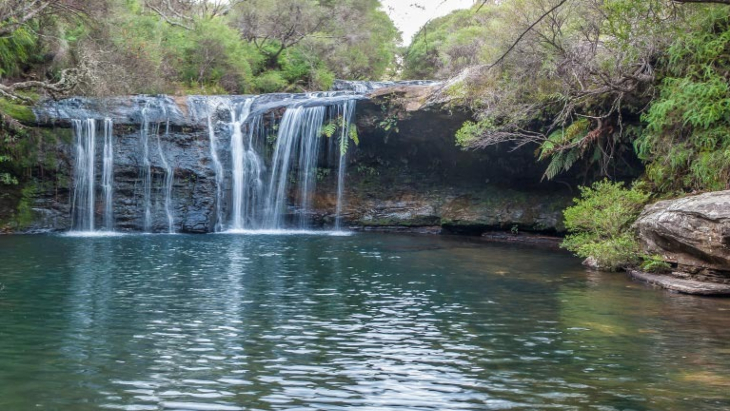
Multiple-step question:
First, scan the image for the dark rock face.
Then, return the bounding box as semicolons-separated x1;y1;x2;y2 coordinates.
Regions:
11;125;221;233
333;84;574;234
634;191;730;284
5;85;578;234
318;184;570;235
111;128;219;233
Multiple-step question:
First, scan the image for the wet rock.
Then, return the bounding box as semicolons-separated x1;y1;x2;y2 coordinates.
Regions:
583;257;599;269
7;85;600;235
629;270;730;295
634;190;730;283
308;182;572;235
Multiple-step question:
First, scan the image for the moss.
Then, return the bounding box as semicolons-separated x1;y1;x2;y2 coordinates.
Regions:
0;97;36;123
41;127;73;144
14;182;37;228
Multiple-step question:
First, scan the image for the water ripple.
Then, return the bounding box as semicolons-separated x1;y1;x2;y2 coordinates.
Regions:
1;234;730;410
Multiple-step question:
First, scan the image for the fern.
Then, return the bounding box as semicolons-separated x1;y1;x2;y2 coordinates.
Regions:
640;11;730;192
320;122;337;138
544;151;565;181
349;126;359;146
539;119;590;179
339;130;349;156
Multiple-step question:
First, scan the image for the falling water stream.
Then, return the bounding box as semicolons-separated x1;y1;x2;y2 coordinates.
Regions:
335;100;356;230
102;118;114;231
70;119;96;231
157;121;175;233
264;105;326;230
207;114;226;232
140;104;153;232
229;98;257;231
70;93;358;233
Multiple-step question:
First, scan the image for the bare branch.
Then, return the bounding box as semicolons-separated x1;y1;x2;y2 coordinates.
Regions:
147;3;194;30
487;0;571;69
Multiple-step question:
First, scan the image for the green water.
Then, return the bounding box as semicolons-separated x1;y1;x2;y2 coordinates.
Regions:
0;233;729;411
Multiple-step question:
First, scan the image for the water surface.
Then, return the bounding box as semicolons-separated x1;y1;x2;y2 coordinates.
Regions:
1;233;729;410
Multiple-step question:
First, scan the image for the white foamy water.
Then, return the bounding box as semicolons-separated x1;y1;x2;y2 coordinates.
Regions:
62;231;128;238
219;229;354;237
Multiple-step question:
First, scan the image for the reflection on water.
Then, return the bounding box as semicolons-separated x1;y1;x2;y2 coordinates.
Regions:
1;234;729;411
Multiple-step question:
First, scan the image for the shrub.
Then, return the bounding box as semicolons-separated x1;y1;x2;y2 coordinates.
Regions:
562;180;650;271
640;255;672;273
637;10;730;193
253;71;289;93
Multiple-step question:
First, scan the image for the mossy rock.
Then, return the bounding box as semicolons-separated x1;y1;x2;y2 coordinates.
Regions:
0;97;37;124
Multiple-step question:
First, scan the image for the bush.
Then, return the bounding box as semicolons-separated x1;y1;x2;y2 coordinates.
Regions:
253;71;289;93
562;180;650;271
637;10;730;193
640;255;672;273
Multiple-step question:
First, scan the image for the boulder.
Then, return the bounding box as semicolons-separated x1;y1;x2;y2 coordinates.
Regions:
634;190;730;283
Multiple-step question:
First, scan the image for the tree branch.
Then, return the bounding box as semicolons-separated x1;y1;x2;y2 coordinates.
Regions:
487;0;571;69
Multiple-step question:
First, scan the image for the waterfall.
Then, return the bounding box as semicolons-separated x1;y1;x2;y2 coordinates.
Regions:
229;98;259;230
335;100;356;231
67;93;360;234
140;105;152;232
71;119;96;231
207;115;225;232
264;105;326;229
101;118;114;231
157;121;175;233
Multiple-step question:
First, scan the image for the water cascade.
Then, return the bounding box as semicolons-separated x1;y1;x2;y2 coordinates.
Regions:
207;114;226;232
71;119;97;231
140;105;153;232
335;100;356;230
229;98;258;230
157;121;175;233
264;105;326;229
65;91;363;233
221;96;357;232
101;118;114;230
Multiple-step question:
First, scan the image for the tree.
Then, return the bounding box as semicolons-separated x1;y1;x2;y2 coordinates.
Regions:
0;0;86;102
412;0;688;180
232;0;398;87
143;0;246;30
234;0;331;68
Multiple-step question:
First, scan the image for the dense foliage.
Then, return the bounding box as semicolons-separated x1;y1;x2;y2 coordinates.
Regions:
0;0;399;98
0;0;399;185
408;0;730;194
409;0;730;267
562;180;649;271
637;8;730;193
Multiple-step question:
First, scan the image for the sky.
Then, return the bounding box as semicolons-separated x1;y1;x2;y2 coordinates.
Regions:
381;0;475;45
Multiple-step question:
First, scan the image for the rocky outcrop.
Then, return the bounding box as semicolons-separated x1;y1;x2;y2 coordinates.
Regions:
308;182;571;235
629;270;730;296
2;84;579;235
633;191;730;291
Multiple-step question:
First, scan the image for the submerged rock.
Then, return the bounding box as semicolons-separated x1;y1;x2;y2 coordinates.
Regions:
633;190;730;290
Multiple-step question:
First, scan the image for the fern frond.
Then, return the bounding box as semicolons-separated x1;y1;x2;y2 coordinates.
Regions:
340;131;349;156
543;151;565;180
320;123;337;138
563;148;580;172
349;127;359;146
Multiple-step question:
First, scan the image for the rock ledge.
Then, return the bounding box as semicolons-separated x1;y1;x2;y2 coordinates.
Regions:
629;270;730;296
